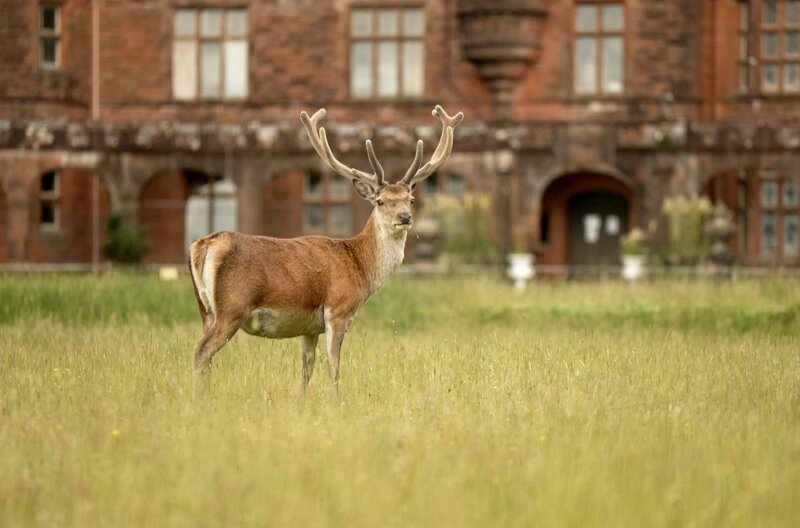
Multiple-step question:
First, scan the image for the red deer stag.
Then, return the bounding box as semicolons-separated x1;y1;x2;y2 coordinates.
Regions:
188;106;464;391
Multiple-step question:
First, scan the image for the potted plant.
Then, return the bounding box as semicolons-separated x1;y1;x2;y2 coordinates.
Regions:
620;228;647;281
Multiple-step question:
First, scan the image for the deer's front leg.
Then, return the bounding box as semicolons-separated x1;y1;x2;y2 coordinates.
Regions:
300;334;319;393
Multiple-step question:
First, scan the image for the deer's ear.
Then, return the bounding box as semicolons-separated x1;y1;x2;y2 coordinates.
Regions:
352;179;378;201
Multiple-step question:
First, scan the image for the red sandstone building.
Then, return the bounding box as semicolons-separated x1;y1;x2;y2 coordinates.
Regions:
1;0;799;268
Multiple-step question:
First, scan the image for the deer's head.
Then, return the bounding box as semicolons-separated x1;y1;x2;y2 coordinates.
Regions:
301;106;464;236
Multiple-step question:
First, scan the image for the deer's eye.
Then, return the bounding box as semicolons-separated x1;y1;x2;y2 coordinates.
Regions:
376;199;384;206
410;198;416;205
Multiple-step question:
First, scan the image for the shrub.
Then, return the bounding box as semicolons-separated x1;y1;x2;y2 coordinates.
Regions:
101;214;151;264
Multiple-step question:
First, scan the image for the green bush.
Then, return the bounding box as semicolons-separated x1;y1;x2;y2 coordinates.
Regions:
101;214;151;264
423;193;499;264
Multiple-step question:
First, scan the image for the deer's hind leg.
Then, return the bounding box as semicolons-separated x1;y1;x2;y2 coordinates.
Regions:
193;316;244;385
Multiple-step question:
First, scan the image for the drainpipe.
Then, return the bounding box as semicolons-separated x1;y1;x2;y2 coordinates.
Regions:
91;0;101;272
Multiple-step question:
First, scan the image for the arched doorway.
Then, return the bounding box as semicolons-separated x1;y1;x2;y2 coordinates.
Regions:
568;192;629;267
538;171;634;268
140;169;239;264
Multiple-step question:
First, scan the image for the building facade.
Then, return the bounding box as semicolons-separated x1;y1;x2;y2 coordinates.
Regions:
1;0;799;267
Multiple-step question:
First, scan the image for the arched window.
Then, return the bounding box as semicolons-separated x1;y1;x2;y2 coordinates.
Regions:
184;179;238;249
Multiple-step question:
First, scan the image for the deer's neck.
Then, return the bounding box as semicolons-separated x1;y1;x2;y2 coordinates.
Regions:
350;212;407;295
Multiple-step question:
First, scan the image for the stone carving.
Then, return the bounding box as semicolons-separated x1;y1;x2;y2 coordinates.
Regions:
457;0;548;115
67;123;91;148
25;122;55;149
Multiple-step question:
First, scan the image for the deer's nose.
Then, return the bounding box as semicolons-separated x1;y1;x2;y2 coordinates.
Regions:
398;212;412;225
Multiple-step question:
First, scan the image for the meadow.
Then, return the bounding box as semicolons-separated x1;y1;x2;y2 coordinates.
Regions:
1;272;799;527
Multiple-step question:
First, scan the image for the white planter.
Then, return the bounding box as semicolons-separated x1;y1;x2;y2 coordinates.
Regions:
507;253;535;291
621;254;646;281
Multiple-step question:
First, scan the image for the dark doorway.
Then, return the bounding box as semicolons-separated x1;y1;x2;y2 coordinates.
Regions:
568;192;629;268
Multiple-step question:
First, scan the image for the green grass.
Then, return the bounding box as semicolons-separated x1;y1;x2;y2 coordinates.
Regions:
1;273;799;526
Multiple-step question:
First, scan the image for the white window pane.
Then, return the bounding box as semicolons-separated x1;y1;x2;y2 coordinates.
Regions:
173;41;198;100
602;5;624;31
224;40;248;98
303;204;324;233
330;176;351;199
762;32;778;57
784;214;800;255
329;205;353;236
602;36;624;93
304;172;324;197
351;9;372;36
212;196;238;232
762;64;779;91
789;1;800;24
185;196;210;248
200;42;221;97
740;65;749;93
40;38;58;66
40;6;58;31
403;41;424;96
446;174;466;196
763;2;779;25
761;180;778;207
575;37;597;93
785;63;800;92
784;180;799;206
175;9;196;36
378;9;398;36
200;9;221;37
761;213;776;253
351;42;373;96
575;5;597;31
740;3;749;30
226;9;247;37
787;32;800;57
403;9;424;36
378;41;399;97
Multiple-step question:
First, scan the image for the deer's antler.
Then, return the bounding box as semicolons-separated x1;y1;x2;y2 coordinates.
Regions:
400;105;464;188
301;109;386;189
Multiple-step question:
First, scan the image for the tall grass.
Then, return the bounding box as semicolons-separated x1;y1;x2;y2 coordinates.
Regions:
1;273;798;526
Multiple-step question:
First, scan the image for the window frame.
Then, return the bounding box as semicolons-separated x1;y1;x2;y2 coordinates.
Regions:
302;171;355;237
741;0;800;95
39;170;60;231
38;4;61;69
572;0;628;97
172;7;249;101
348;4;426;100
754;170;800;259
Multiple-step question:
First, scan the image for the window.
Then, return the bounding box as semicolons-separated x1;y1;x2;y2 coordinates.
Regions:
750;0;800;93
40;171;59;229
574;2;625;95
739;2;751;92
423;172;467;197
184;179;239;249
39;5;60;68
350;7;425;98
173;8;248;100
302;172;354;237
757;171;800;257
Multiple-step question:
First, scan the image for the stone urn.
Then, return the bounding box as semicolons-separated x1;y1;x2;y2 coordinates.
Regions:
621;254;646;282
457;0;548;116
507;252;535;291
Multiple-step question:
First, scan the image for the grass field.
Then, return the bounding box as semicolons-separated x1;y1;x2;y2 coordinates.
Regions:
1;273;799;527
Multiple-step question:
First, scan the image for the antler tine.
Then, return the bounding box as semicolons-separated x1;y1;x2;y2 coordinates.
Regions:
401;105;464;187
365;140;385;187
300;109;376;185
401;140;424;185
